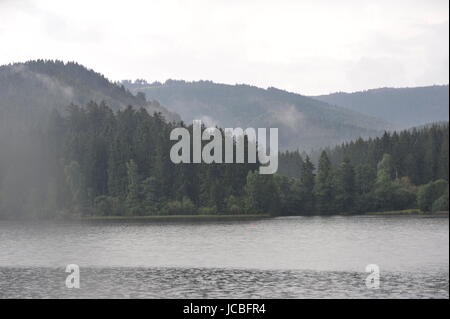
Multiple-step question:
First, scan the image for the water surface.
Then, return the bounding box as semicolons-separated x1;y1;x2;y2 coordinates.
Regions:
0;215;448;298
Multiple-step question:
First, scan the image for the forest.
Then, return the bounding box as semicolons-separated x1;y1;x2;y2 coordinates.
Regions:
0;102;447;219
122;78;388;151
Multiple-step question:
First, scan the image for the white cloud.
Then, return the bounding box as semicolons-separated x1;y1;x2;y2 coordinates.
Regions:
0;0;448;94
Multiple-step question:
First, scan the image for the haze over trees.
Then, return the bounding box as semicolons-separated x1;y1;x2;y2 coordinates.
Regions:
0;61;448;219
122;79;390;151
0;60;180;133
0;101;447;219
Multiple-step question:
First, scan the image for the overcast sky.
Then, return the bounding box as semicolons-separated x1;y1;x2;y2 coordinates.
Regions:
0;0;448;95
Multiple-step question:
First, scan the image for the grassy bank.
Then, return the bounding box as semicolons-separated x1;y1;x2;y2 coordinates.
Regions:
79;214;272;222
365;209;449;216
72;210;450;221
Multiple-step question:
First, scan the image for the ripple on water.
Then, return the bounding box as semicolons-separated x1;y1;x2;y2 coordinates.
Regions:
0;267;448;299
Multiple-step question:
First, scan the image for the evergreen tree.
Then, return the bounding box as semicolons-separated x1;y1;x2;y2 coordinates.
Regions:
418;180;449;212
64;161;86;213
125;159;141;215
376;153;394;184
245;171;280;216
336;158;356;213
314;151;335;214
299;156;315;214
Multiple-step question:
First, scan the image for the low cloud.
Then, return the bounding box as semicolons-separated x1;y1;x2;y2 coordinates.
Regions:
0;0;448;95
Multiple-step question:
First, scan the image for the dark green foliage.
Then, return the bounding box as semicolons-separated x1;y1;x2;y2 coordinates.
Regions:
311;123;449;186
47;112;448;217
372;176;417;212
298;157;316;214
163;197;197;216
278;122;448;214
335;158;356;213
141;177;160;214
2;60;447;219
0;102;261;218
125;160;141;214
278;151;304;178
432;190;449;212
245;171;281;216
0;83;448;218
418;180;449;212
314;151;335;214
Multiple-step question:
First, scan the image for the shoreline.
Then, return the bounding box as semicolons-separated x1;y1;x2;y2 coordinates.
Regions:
0;211;447;222
77;210;449;221
77;214;272;222
364;209;449;216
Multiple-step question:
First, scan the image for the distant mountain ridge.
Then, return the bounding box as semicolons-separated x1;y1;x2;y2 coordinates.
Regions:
4;61;442;152
312;85;449;129
0;60;180;130
122;79;391;151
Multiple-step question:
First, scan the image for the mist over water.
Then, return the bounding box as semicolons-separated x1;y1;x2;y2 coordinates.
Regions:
0;215;448;298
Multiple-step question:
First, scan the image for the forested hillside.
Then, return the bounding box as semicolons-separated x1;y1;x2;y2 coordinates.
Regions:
0;60;180;134
0;61;447;219
122;79;390;150
0;103;261;218
313;85;449;128
278;122;449;185
0;101;447;219
279;123;449;214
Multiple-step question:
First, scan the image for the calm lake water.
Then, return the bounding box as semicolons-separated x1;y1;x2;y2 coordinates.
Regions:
0;215;448;298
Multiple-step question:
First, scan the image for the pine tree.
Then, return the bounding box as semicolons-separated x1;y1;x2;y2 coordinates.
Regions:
336;158;356;213
438;132;449;181
141;176;159;213
314;151;335;214
245;171;280;216
125;159;141;215
299;156;315;214
64;161;86;213
376;154;394;185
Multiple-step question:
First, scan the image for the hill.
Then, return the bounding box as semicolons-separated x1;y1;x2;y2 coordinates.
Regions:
0;60;180;133
122;80;390;151
313;85;449;129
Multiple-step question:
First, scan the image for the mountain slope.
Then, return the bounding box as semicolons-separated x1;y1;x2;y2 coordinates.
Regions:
0;60;180;132
122;80;390;151
313;85;449;129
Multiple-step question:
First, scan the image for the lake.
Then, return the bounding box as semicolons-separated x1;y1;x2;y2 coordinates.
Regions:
0;215;448;298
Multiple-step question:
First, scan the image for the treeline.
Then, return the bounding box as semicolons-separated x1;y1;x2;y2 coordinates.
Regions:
280;123;449;186
278;123;449;214
0;102;262;218
325;124;449;185
0;103;448;219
